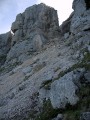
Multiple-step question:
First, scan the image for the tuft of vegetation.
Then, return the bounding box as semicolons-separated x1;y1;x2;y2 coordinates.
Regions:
35;99;58;120
33;62;46;73
36;82;90;120
40;80;52;90
23;75;31;81
64;84;90;120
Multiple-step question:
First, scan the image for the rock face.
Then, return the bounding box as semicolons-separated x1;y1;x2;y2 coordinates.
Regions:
0;1;90;120
11;3;59;42
39;69;84;109
5;3;59;65
70;0;90;34
0;32;12;66
59;12;74;35
80;112;90;120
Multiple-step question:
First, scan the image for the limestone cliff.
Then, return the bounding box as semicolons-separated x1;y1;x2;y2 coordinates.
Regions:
0;1;90;120
4;3;59;66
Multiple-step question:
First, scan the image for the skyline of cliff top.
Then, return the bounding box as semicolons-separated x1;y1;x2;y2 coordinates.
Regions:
0;0;73;34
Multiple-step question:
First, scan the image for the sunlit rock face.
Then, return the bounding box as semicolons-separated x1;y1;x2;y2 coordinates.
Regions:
11;3;59;45
5;3;59;65
70;0;90;34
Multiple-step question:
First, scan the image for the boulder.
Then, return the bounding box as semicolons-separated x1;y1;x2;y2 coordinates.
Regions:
39;69;85;109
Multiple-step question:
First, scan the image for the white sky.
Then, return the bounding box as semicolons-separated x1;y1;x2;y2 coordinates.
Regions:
0;0;73;34
37;0;73;24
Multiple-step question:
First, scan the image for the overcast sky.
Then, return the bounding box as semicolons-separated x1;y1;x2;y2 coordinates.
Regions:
0;0;73;34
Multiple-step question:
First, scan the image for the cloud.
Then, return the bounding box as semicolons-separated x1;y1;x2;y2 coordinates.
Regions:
37;0;73;25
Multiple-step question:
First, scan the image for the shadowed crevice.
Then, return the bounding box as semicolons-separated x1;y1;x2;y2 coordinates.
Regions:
85;0;90;10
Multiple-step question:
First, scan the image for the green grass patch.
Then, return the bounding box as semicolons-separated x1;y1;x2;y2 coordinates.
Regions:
40;80;52;90
35;99;58;120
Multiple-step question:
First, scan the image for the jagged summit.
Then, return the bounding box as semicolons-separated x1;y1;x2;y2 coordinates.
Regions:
11;3;59;43
24;3;55;11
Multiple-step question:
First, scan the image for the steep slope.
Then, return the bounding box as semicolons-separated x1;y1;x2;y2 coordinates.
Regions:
0;1;90;120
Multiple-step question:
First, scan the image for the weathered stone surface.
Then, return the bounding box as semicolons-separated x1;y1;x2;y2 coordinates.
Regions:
22;66;32;74
0;32;12;66
5;3;59;65
11;3;59;43
5;39;34;64
84;71;90;82
32;34;47;51
39;69;85;109
59;12;74;35
64;32;69;39
70;0;90;34
80;112;90;120
0;40;79;120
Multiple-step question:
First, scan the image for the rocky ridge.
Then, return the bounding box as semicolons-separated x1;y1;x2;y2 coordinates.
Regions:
0;0;90;120
6;3;59;66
